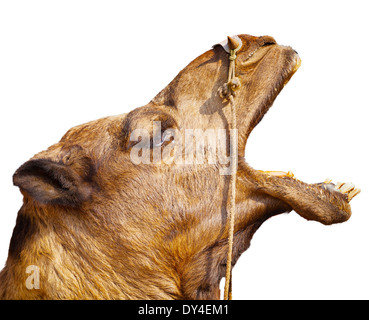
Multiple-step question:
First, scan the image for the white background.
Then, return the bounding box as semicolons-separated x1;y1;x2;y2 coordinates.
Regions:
0;0;368;300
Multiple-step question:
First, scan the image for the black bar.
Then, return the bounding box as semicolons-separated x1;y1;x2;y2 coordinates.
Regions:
0;300;357;319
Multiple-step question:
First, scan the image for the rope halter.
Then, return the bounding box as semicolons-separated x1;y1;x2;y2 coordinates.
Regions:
216;35;243;300
217;35;242;100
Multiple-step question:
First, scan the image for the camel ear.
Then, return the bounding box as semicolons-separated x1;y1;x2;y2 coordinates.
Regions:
13;159;93;207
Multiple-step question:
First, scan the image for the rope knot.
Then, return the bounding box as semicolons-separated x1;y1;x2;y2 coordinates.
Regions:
218;47;241;101
228;77;241;92
217;77;241;100
229;54;236;61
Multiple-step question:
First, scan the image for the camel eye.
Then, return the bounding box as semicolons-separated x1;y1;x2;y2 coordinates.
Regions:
152;130;174;147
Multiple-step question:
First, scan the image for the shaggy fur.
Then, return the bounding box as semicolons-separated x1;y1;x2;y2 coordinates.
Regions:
0;34;354;299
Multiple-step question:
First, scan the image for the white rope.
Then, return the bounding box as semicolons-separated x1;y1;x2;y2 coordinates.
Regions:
218;41;241;300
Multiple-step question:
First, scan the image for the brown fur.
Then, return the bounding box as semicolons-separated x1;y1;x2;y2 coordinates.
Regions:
0;34;353;299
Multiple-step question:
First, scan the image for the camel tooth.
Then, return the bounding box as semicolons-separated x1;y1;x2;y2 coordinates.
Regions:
340;183;355;194
335;182;345;189
287;171;294;178
348;188;361;201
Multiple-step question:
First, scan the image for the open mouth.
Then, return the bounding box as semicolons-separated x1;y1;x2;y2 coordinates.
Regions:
243;50;360;208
